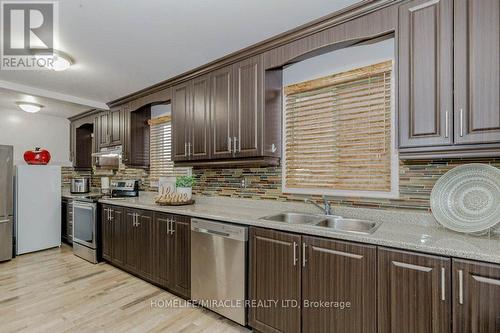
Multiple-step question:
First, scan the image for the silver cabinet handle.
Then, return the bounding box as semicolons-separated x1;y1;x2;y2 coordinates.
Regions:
0;219;9;224
460;109;464;137
170;219;175;235
233;136;238;154
188;142;192;156
302;243;307;267
184;142;188;157
135;213;140;227
293;242;298;266
458;269;464;304
445;110;449;138
228;137;232;153
166;218;171;234
441;267;446;301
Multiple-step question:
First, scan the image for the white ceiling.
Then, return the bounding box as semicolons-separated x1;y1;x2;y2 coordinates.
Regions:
0;0;360;118
0;88;89;118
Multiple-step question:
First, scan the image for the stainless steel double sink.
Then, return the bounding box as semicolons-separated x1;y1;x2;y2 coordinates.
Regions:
260;212;381;235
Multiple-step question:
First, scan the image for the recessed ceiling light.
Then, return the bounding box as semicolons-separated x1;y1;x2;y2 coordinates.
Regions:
35;50;74;71
16;102;44;113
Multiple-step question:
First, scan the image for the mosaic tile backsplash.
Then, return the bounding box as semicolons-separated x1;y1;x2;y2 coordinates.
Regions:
64;158;500;212
191;158;500;211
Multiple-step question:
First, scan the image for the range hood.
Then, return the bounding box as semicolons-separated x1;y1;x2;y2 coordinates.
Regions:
92;146;122;169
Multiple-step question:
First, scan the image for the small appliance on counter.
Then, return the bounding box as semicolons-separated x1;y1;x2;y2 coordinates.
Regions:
111;180;139;197
71;177;90;194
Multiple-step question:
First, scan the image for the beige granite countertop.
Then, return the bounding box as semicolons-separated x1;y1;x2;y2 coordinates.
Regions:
98;192;500;264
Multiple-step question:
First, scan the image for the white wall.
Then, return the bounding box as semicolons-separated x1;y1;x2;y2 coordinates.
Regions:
283;38;395;85
0;108;71;166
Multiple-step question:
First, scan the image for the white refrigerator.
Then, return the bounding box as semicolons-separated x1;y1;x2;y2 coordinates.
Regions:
16;165;61;255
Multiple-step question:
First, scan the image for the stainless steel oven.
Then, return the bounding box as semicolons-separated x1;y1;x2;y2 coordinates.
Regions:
72;199;98;263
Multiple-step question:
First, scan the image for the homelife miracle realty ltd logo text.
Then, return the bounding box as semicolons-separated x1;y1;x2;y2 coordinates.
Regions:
1;1;59;70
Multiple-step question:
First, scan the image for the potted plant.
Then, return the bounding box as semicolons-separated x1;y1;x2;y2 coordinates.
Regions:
176;176;196;201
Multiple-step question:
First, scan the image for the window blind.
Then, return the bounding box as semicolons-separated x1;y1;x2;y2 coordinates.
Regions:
149;116;190;184
284;61;393;193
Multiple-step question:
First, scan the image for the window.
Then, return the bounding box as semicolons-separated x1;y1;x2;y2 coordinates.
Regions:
149;115;190;186
283;60;398;198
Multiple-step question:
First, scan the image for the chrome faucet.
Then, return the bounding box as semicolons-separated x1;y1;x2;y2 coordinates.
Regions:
305;196;332;215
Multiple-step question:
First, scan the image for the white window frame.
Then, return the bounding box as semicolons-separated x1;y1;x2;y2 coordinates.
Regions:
281;60;399;199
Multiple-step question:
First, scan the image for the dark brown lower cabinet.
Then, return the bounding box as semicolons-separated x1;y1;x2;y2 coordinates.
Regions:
378;247;451;333
249;228;377;333
101;205;191;299
152;213;174;289
249;227;302;333
171;215;191;298
125;208;154;279
302;236;377;333
452;259;500;333
102;205;126;266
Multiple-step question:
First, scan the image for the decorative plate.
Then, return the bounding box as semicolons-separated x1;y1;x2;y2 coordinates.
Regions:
430;164;500;234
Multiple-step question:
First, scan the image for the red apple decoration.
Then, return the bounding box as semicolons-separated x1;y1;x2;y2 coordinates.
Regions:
24;147;51;165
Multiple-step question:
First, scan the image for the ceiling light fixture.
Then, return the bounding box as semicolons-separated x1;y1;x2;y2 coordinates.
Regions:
35;50;74;71
16;102;44;113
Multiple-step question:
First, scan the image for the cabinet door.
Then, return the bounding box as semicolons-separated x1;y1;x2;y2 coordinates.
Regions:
171;215;190;298
109;107;123;146
96;112;110;149
232;55;263;157
452;259;500;333
152;213;175;289
111;207;125;267
137;211;153;278
124;209;139;272
302;236;377;333
172;82;190;161
398;0;453;148
249;227;301;333
211;66;234;159
69;123;76;164
190;74;210;160
454;0;500;144
101;205;112;261
378;247;451;333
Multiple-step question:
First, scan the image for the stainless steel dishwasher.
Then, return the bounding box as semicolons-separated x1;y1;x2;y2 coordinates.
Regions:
191;218;248;326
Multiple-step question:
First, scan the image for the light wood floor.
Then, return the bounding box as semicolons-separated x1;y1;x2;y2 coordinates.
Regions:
0;245;251;333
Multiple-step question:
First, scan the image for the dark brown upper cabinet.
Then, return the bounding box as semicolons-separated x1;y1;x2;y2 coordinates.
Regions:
171;54;281;165
399;0;500;158
190;74;211;160
124;104;150;168
171;81;191;161
232;55;263;158
302;236;377;333
452;259;500;333
95;107;124;150
398;0;453;148
454;0;500;145
211;65;234;160
378;247;451;333
70;116;95;170
171;75;210;162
